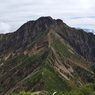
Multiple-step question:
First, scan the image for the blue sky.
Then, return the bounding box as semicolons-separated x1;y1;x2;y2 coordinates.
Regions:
0;0;95;33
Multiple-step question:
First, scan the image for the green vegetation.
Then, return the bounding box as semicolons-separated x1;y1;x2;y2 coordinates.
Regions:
10;83;95;95
51;33;81;60
10;50;46;72
42;63;71;91
28;30;48;51
6;53;28;65
22;62;70;92
23;68;43;91
74;66;95;83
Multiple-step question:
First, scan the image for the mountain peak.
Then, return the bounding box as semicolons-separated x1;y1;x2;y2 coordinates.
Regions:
16;16;67;33
36;16;63;24
35;16;56;27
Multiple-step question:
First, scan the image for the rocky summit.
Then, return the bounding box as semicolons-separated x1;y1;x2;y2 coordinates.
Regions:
0;16;95;95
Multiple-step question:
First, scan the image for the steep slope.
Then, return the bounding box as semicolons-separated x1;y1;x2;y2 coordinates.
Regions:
0;16;95;95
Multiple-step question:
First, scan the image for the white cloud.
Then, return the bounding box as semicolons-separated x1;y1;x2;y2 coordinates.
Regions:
0;0;95;33
0;22;11;34
64;17;95;30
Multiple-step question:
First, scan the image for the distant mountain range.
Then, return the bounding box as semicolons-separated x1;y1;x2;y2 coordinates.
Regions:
1;16;95;95
76;27;95;34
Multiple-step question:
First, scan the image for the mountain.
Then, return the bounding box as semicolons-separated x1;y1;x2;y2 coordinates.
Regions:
0;16;95;95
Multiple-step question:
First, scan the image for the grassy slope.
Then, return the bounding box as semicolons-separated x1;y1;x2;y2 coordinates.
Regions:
20;32;95;92
41;63;71;91
50;33;95;87
11;83;95;95
1;31;95;95
21;53;71;92
50;33;81;59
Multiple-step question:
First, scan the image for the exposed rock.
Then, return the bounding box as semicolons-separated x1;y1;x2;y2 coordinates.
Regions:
0;16;95;95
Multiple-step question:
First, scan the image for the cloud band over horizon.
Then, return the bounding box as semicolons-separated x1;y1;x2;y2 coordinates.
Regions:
0;0;95;33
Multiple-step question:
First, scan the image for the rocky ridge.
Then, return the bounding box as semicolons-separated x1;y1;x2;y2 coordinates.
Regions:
0;16;95;95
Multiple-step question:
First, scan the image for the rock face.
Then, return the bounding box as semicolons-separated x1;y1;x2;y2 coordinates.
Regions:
57;28;95;62
0;16;95;95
